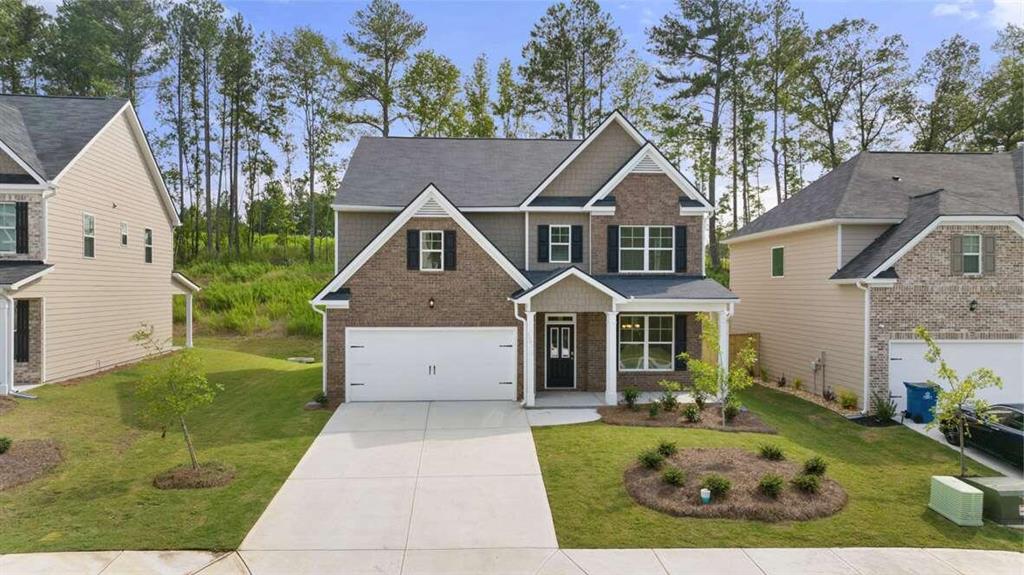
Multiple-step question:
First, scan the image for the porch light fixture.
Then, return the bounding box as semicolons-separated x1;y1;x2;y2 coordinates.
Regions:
969;299;978;312
428;297;435;309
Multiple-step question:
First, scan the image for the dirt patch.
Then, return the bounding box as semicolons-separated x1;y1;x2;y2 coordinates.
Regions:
625;447;847;522
153;461;236;490
599;403;775;434
0;396;17;415
849;416;901;428
0;439;63;491
756;380;861;417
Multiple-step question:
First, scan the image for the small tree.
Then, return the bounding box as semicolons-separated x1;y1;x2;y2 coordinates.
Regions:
132;325;220;470
681;313;757;425
916;326;1002;477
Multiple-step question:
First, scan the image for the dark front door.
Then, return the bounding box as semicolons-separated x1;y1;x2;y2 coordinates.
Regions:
546;324;575;388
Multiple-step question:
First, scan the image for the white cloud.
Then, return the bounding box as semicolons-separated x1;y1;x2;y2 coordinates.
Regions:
932;1;981;20
989;0;1024;28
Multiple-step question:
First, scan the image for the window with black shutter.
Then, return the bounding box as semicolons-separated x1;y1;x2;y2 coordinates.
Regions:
674;314;687;371
15;202;27;254
606;225;619;272
407;229;420;269
570;225;583;263
443;230;457;270
674;225;688;272
14;300;29;363
537;225;550;263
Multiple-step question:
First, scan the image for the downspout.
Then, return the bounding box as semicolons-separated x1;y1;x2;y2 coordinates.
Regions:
856;281;870;415
512;299;528;407
311;303;327;396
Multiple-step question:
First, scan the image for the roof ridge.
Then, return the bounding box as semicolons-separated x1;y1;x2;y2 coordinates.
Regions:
0;93;127;102
368;135;582;142
866;150;997;156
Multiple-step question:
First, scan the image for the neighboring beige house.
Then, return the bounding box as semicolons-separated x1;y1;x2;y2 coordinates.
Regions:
726;149;1024;412
0;94;198;395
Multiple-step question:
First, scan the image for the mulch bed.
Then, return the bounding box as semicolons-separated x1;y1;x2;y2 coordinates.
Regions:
849;415;902;428
153;461;236;490
755;380;861;417
624;447;847;522
0;439;63;491
598;403;776;434
0;396;17;415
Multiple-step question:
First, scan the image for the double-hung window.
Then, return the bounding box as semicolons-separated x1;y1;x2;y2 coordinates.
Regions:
144;228;153;263
549;225;571;263
619;226;673;272
420;230;443;271
961;234;981;274
619;314;674;371
0;203;15;253
83;213;95;258
120;222;128;247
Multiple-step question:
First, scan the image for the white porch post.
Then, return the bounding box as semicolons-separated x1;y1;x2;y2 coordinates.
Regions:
185;293;194;349
718;309;730;377
1;296;12;395
605;311;618;406
525;311;536;407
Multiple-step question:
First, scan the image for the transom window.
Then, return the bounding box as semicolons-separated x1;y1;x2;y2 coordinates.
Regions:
619;226;673;272
144;228;153;263
961;234;981;274
549;225;571;263
619;314;674;371
771;246;784;277
420;230;444;271
0;203;15;253
83;213;95;258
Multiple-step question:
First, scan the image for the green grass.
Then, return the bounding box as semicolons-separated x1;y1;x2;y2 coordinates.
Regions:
533;385;1024;550
0;336;331;553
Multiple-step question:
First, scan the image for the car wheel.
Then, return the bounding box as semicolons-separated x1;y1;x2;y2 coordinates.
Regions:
942;428;958;445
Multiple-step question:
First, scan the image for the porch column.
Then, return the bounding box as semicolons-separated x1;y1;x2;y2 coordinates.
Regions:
525;311;536;407
718;309;729;377
185;293;194;349
605;311;618;405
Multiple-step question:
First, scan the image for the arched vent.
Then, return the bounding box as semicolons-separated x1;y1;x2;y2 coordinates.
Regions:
631;152;661;174
415;196;447;217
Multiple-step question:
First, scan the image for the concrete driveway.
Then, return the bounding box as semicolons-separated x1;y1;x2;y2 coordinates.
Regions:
241;401;557;560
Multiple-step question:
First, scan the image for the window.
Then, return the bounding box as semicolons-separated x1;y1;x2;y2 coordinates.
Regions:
0;203;15;253
144;228;153;263
619;314;674;371
120;222;128;246
619;226;673;272
771;246;784;277
962;234;981;274
549;225;571;263
419;230;443;271
83;213;95;258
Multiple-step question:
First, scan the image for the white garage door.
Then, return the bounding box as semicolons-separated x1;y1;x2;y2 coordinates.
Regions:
889;340;1024;412
345;327;517;402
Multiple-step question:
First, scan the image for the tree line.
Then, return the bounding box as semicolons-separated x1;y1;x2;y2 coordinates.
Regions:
0;0;1020;267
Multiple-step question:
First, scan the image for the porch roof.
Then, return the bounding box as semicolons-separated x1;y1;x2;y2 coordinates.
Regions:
0;261;51;289
515;267;737;302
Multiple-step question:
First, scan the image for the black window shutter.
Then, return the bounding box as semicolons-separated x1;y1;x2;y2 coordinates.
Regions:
983;235;996;274
443;230;456;270
406;230;420;270
675;225;688;273
607;225;619;272
537;225;549;263
570;225;583;263
950;236;963;275
15;202;27;254
674;314;687;371
14;300;29;363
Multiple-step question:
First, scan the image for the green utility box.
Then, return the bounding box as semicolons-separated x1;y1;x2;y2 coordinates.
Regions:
963;476;1024;526
929;476;984;527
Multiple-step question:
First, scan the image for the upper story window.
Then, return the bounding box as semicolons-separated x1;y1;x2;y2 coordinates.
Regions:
620;225;673;273
961;234;981;274
549;225;571;263
144;228;153;263
121;222;128;247
420;230;443;271
771;246;784;277
0;203;15;254
83;213;95;258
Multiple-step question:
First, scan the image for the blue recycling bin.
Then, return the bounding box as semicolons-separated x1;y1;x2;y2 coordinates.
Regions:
904;381;939;423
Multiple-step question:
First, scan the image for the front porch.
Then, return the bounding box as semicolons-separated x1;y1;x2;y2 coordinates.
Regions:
533;389;693;408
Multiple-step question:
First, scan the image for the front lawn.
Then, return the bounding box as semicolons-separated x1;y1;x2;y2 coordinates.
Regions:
0;336;330;553
533;385;1024;550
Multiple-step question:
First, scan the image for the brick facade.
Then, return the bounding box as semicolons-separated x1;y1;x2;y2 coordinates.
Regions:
868;224;1024;400
13;297;42;385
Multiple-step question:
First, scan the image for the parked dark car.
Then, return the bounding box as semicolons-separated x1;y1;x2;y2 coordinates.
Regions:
943;403;1024;469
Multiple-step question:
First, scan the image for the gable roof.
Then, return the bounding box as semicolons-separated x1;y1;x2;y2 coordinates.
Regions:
730;150;1023;242
584;142;712;209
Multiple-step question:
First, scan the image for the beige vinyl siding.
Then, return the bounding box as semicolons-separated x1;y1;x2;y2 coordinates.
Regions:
840;224;890;267
529;213;589;272
466;212;524;268
17;111;177;383
540;122;640;198
730;225;866;400
530;275;612;312
337;211;392;268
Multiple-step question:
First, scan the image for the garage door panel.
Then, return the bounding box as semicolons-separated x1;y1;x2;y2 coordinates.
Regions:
889;341;1024;412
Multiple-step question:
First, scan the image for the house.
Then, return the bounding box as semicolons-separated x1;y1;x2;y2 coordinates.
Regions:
0;94;198;395
725;149;1023;412
311;112;738;406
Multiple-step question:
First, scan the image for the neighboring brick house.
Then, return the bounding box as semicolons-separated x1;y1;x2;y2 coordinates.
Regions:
0;95;199;395
312;112;737;406
726;149;1024;412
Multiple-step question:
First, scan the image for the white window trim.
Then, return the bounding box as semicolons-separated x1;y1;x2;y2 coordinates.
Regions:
619;225;674;274
120;222;128;247
0;202;16;255
83;212;95;259
961;234;982;275
144;227;153;263
419;230;444;272
549;225;572;264
619;313;675;372
771;246;784;278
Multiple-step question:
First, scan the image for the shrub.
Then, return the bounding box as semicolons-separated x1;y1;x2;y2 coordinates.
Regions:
871;392;898;421
638;449;665;470
803;456;828;476
662;466;686;486
758;444;785;461
822;387;836;402
314;392;328;406
658;380;681;412
623;386;641;410
792;378;804;391
838;389;858;410
701;474;731;500
647;402;661;419
759;473;785;499
777;376;786;388
692;388;707;410
0;437;10;454
791;473;821;494
723;396;741;422
683;403;701;423
657;439;678;457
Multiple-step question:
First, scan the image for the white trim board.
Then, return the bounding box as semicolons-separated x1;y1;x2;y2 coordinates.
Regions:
722;218;902;245
584;143;711;210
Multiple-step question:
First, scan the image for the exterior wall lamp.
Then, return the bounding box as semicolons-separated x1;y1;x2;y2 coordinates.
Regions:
969;299;978;312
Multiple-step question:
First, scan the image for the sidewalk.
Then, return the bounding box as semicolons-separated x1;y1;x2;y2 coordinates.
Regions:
1;547;1020;575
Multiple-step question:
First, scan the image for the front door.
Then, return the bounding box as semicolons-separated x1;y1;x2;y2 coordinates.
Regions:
546;323;575;388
